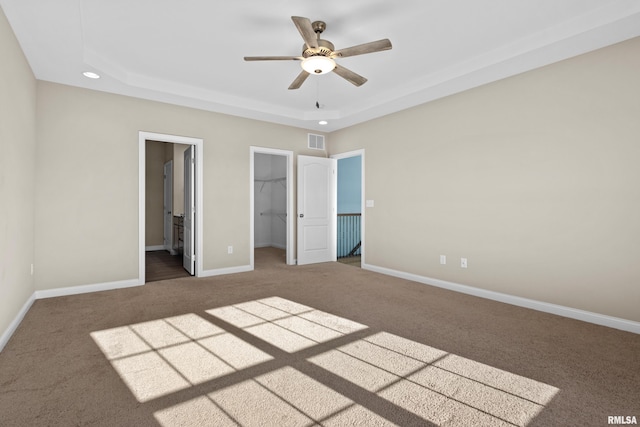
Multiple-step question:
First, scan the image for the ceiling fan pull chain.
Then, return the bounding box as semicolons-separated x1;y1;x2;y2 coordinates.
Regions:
316;79;322;109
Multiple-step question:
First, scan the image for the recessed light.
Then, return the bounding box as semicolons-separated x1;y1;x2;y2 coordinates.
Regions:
82;71;100;79
318;120;328;125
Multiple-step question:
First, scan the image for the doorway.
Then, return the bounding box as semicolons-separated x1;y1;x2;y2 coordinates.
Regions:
144;141;191;282
250;147;294;268
138;132;203;284
332;150;364;268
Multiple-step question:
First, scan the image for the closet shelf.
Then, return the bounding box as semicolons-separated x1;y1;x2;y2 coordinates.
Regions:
255;177;286;191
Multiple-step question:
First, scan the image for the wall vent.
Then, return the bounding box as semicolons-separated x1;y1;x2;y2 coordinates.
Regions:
308;133;325;150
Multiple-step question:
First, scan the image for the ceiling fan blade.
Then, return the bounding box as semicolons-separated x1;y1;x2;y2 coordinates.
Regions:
333;65;368;87
332;39;392;58
291;16;318;49
244;56;303;61
288;70;309;90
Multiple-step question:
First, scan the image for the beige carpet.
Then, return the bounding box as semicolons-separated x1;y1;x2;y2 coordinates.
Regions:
1;248;638;426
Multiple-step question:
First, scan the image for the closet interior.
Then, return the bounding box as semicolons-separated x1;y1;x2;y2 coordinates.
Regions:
254;153;287;253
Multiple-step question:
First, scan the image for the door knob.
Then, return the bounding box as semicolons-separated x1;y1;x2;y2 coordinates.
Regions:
299;214;304;218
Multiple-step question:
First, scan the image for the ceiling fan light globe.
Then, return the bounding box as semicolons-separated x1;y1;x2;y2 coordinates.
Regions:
301;56;336;75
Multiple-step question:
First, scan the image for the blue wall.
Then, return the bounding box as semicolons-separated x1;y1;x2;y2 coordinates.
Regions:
337;156;361;214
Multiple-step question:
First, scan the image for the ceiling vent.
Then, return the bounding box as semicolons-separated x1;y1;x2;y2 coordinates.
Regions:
308;133;325;150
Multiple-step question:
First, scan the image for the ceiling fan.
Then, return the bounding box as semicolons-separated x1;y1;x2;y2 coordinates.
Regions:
244;16;392;90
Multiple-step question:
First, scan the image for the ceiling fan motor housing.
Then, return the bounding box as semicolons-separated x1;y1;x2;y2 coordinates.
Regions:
302;39;335;58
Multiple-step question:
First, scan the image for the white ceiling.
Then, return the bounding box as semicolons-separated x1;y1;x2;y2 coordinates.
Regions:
3;1;640;131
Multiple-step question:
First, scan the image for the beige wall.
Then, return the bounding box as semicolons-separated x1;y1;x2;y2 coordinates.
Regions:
34;81;323;290
329;37;640;322
0;6;37;342
145;141;166;247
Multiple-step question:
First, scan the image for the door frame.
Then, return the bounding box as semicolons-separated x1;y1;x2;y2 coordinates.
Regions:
139;132;204;284
249;146;294;267
331;149;365;265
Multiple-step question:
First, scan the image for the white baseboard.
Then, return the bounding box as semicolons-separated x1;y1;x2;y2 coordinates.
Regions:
363;262;640;334
34;278;143;299
2;262;255;350
146;245;165;251
4;261;636;354
200;265;253;277
1;278;143;353
0;293;36;353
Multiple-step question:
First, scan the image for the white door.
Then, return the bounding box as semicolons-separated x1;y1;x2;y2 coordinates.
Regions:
163;161;173;253
297;155;337;265
183;146;195;275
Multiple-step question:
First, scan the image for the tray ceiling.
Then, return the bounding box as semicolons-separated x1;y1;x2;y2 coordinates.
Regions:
3;0;640;131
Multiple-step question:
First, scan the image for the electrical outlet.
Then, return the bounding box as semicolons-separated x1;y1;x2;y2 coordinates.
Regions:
440;255;446;265
461;258;468;268
227;246;233;254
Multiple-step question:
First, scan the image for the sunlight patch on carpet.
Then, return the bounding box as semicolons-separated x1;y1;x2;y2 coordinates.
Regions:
155;367;394;427
207;297;368;352
92;297;558;426
309;331;559;426
110;351;190;402
90;313;273;402
165;313;226;339
154;396;237;427
198;333;273;370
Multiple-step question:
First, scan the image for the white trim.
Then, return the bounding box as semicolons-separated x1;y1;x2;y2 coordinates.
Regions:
139;132;204;284
331;149;365;265
200;265;253;277
0;293;36;352
34;279;142;300
145;245;165;252
1;279;142;352
3;261;637;354
139;137;145;284
363;262;640;334
249;147;295;268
